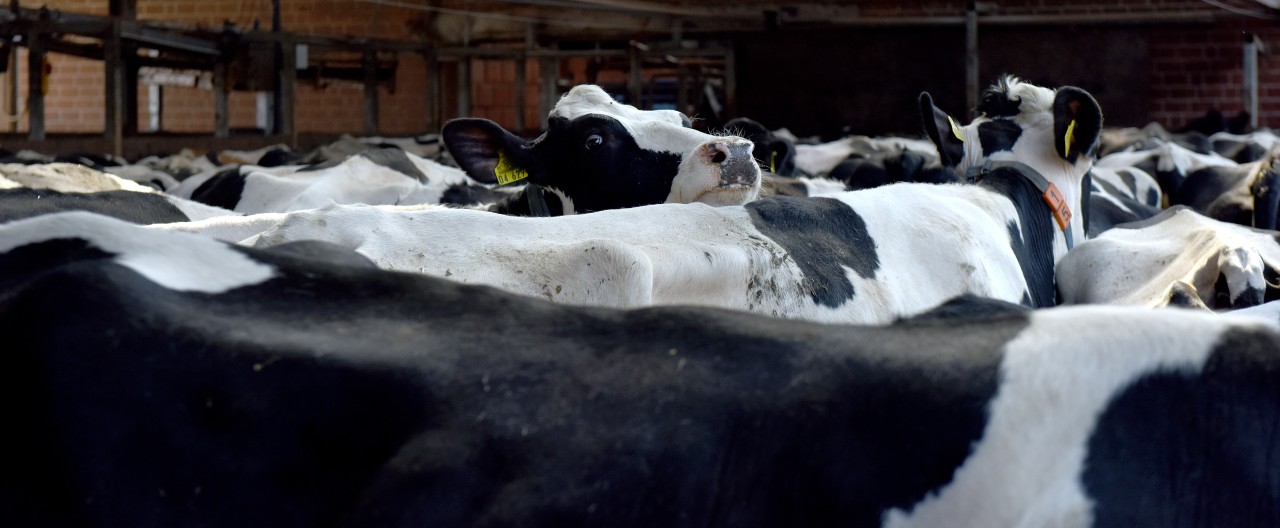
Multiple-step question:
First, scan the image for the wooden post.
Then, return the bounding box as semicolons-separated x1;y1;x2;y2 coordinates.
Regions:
26;31;45;141
515;25;533;134
628;43;643;107
363;48;379;135
538;50;558;130
214;60;229;138
104;19;124;155
458;57;472;118
425;47;440;133
722;44;737;118
278;42;296;143
965;3;979;119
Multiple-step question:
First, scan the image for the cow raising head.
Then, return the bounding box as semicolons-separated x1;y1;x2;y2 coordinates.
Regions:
920;75;1103;247
921;75;1101;185
442;85;760;213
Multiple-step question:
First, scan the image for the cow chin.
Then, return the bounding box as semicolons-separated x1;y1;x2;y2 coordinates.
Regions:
694;183;761;206
665;165;761;206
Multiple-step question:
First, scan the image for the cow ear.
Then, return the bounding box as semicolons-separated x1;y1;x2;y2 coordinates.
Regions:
442;119;533;186
1053;87;1103;161
918;92;966;167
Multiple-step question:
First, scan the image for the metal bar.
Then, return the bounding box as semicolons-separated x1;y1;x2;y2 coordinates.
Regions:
363;49;379;135
26;30;44;141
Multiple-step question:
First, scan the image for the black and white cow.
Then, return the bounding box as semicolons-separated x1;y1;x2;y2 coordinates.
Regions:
0;163;235;224
6;211;1280;527
192;76;1098;323
1170;147;1280;230
1085;166;1164;235
442;84;761;214
1057;206;1280;310
170;147;475;214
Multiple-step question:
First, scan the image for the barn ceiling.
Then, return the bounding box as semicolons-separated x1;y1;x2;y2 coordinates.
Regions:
359;0;1280;45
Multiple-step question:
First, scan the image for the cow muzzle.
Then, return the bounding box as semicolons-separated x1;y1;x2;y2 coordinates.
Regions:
703;138;760;188
667;136;762;206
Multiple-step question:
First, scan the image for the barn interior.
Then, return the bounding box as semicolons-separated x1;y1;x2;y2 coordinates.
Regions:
0;0;1277;159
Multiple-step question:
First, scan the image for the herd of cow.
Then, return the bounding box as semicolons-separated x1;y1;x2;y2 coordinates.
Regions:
4;76;1280;526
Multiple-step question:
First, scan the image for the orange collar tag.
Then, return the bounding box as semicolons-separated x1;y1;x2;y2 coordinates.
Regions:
1042;182;1072;231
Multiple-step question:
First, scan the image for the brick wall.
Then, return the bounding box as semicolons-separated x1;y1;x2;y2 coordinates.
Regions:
8;0;1280;138
13;0;437;136
1150;19;1280;128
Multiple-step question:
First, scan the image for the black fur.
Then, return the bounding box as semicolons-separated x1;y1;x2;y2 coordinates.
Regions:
0;219;1026;527
189;167;248;211
745;196;880;308
0;188;190;225
976;120;1023;156
976;168;1060;308
1082;327;1280;528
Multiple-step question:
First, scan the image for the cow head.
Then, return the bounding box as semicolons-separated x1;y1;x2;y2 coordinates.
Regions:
442;85;760;213
920;75;1102;181
920;75;1103;247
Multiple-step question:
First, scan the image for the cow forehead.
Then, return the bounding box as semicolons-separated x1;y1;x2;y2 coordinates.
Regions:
978;76;1055;119
551;85;687;126
549;111;723;157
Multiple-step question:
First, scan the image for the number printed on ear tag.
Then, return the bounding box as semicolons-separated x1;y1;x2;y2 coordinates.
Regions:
495;151;529;185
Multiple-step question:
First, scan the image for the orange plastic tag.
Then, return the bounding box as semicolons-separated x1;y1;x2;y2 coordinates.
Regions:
1042;182;1072;231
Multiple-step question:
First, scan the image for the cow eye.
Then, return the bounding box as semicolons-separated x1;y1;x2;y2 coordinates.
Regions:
585;134;604;150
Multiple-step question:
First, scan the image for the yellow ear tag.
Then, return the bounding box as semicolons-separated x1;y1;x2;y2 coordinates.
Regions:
947;115;964;142
1064;119;1077;157
494;151;529;186
770;151;778;173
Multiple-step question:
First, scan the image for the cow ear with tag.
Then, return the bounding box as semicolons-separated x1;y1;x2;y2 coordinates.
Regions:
918;92;966;168
1053;86;1103;162
442;118;534;186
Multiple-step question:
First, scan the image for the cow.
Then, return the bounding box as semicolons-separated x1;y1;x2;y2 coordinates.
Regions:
6;211;1280;527
214;75;1098;323
1056;206;1280;310
170;147;476;214
1085;166;1164;235
1210;129;1280;163
1170;147;1280;230
0;162;237;224
1095;138;1236;199
442;84;761;214
792;135;941;178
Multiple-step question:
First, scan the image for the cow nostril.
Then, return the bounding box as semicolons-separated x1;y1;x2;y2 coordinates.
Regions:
711;151;727;164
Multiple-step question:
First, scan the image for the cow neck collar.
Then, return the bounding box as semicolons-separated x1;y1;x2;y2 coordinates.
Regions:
966;159;1076;251
525;184;552;217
